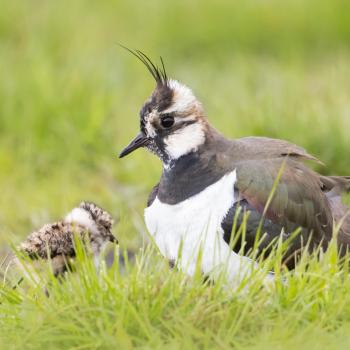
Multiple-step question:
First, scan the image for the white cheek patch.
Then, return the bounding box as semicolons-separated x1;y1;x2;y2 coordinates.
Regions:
164;122;205;159
162;79;198;114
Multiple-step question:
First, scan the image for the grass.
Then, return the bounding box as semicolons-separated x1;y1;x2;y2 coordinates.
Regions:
3;238;350;349
1;0;350;348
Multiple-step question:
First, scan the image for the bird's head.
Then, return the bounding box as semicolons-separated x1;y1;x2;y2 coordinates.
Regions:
65;202;117;243
119;50;208;166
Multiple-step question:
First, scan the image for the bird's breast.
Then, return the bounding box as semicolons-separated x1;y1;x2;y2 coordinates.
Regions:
144;170;237;261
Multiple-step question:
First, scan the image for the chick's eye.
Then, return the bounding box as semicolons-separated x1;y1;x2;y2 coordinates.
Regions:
160;114;174;128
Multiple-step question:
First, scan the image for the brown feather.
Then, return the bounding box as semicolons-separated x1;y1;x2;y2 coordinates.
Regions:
20;222;89;259
19;203;118;276
235;158;333;248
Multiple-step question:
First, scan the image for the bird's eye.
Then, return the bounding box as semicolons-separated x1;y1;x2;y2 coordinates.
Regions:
160;114;175;128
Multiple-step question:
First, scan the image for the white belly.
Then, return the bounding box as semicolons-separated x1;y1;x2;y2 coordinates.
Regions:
144;170;269;285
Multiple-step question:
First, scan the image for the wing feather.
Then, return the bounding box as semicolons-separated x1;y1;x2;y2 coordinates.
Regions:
235;158;333;246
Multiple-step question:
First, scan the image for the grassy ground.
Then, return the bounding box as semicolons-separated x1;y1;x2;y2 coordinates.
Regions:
1;0;350;348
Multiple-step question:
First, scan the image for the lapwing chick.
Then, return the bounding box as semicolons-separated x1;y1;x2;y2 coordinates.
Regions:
19;202;118;277
119;49;350;287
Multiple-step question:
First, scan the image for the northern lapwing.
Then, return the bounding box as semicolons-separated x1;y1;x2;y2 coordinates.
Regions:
19;202;118;277
119;50;350;285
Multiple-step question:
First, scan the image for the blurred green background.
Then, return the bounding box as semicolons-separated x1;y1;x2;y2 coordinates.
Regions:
1;0;350;251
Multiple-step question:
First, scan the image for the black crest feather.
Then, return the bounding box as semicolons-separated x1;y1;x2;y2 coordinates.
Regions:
120;45;168;86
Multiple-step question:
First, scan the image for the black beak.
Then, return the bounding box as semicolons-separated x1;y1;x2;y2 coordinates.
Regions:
119;132;149;158
109;234;119;244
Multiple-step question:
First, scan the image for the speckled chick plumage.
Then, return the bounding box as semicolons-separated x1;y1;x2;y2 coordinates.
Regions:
19;202;117;275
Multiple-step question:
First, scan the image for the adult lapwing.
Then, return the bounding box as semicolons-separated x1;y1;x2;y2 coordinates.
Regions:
119;50;350;285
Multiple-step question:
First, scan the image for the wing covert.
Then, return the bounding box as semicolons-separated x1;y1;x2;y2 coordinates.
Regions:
235;158;333;245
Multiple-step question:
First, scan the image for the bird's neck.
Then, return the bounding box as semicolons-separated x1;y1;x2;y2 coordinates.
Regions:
157;125;234;204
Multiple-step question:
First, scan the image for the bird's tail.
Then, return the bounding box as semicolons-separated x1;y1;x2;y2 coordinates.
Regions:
327;197;350;249
321;175;350;195
322;175;350;243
